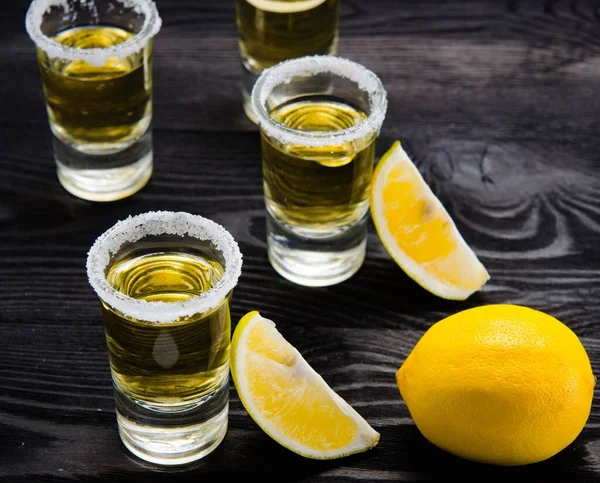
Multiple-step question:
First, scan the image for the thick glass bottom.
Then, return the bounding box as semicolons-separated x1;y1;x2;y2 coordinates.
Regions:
241;61;259;124
266;211;367;287
113;378;229;466
242;88;258;125
54;128;153;202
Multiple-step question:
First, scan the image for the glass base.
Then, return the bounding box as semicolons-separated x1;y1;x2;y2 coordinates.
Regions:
241;61;260;124
266;211;367;287
113;379;229;466
242;88;259;125
53;128;153;202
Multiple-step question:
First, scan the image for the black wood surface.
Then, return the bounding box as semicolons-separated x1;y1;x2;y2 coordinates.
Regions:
2;0;600;481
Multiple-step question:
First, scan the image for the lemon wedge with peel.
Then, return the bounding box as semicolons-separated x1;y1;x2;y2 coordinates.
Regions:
370;141;490;300
230;311;380;459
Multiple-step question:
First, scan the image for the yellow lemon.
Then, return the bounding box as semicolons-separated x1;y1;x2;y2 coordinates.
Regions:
231;311;380;459
397;304;595;466
370;141;489;300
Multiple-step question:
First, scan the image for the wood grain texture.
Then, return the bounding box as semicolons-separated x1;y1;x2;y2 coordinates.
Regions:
2;0;600;481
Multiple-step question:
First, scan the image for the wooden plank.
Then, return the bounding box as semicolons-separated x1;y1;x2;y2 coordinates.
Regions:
1;0;600;481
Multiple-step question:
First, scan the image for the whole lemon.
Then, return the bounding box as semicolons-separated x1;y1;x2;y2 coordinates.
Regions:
397;304;595;466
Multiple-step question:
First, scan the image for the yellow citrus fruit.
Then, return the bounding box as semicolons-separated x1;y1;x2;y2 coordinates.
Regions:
370;141;490;300
397;304;595;466
230;311;380;459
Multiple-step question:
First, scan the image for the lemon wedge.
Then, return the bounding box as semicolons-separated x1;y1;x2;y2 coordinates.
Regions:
230;311;380;459
370;141;490;300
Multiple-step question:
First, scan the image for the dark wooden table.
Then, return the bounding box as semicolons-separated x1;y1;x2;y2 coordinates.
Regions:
2;0;600;481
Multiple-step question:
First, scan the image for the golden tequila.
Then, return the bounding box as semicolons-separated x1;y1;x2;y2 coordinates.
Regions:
262;95;376;234
87;210;242;465
102;249;230;406
26;0;161;202
252;56;386;286
236;0;340;73
38;26;151;149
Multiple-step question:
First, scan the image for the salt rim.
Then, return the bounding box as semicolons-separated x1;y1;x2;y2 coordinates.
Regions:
25;0;161;67
251;55;388;148
86;211;243;323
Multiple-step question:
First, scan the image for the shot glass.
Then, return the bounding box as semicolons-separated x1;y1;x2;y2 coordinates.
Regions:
86;211;243;465
235;0;340;123
251;55;387;287
25;0;161;202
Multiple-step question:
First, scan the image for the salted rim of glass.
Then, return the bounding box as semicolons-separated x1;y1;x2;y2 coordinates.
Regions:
86;211;243;323
25;0;161;67
251;55;388;147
